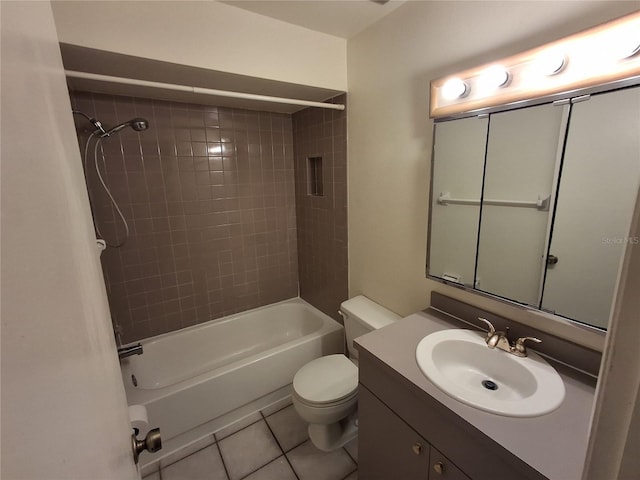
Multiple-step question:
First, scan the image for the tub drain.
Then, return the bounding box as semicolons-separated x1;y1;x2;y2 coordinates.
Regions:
481;379;498;391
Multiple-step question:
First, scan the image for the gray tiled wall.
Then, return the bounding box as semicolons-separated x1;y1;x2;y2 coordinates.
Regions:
292;95;348;322
71;92;298;343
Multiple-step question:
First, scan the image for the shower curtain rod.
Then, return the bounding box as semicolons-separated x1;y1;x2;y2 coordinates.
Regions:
64;70;346;111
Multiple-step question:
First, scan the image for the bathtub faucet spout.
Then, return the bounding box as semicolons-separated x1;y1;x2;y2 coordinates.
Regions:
118;343;143;360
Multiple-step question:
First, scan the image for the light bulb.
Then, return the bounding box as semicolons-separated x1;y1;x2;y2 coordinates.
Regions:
535;50;567;75
608;24;640;59
441;78;469;100
618;40;640;60
478;65;511;92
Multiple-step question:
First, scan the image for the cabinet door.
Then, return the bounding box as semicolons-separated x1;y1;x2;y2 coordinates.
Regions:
476;103;566;306
541;86;640;327
429;447;471;480
359;385;429;479
428;116;488;287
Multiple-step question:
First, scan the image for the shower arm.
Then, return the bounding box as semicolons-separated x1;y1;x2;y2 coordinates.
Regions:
72;110;107;136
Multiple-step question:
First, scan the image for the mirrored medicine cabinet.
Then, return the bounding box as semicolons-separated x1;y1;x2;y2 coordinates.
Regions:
427;83;640;330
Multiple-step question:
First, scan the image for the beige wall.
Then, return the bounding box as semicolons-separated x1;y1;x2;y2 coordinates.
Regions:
346;0;639;347
51;0;347;91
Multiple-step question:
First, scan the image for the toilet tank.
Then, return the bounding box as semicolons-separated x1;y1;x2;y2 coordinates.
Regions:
339;295;401;360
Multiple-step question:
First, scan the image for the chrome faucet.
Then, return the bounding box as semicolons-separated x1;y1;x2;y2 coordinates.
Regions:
477;317;541;357
118;343;143;360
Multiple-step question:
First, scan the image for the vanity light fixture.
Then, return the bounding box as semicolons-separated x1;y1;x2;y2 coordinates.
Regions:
442;77;469;99
430;11;640;118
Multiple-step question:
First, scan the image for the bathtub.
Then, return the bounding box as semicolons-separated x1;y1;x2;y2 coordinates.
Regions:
121;297;344;464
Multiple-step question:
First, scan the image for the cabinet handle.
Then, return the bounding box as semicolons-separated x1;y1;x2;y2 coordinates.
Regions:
433;461;445;475
412;442;423;455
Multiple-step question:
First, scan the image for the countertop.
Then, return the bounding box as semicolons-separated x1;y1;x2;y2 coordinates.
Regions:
355;309;597;480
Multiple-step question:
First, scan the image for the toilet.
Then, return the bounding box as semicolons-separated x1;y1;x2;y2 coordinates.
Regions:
292;295;401;451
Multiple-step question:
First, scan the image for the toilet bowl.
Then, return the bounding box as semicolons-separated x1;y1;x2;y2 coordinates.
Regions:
292;354;358;451
292;296;400;451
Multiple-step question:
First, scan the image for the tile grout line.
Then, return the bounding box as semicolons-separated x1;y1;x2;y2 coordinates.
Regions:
262;399;294;418
215;415;264;442
152;402;296;480
340;467;358;480
236;455;294;480
284;438;310;454
259;411;301;480
213;432;233;480
156;434;216;472
343;445;357;465
219;417;287;480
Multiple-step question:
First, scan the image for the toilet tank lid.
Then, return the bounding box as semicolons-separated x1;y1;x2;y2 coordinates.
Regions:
339;295;401;329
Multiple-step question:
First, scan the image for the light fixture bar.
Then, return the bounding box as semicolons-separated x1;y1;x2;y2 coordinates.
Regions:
430;11;640;118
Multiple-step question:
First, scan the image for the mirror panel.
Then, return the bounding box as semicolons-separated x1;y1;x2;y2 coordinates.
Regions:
427;84;640;330
476;103;567;306
542;86;640;327
429;116;488;286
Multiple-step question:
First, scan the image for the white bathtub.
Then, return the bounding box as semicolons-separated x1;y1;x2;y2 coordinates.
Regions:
121;297;344;463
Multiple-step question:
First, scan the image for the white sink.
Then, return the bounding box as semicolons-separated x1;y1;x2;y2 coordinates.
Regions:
416;329;565;417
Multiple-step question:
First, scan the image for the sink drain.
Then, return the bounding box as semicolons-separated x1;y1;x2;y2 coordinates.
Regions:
481;379;498;391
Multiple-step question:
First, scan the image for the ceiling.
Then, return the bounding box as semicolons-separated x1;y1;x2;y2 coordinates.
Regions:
220;0;406;39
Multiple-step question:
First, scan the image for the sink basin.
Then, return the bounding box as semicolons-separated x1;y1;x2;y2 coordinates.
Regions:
416;329;565;417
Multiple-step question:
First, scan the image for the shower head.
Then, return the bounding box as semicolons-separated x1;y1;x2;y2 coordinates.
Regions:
102;117;149;137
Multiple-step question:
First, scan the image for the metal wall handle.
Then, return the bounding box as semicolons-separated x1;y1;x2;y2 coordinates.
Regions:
118;343;143;360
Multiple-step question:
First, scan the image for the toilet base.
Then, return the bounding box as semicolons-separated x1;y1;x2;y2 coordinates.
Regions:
308;412;358;452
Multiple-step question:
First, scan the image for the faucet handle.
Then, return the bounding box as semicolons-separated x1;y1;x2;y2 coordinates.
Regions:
477;317;496;338
513;336;542;357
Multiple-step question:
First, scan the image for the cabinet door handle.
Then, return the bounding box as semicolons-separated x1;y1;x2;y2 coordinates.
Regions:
412;442;423;455
433;461;445;475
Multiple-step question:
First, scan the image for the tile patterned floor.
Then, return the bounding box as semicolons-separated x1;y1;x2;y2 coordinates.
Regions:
143;401;358;480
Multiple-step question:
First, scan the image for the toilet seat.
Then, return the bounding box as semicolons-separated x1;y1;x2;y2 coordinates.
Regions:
293;354;358;406
294;388;358;409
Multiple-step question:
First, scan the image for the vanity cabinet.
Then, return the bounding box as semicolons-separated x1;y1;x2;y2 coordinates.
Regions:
430;446;471;480
359;385;470;480
357;349;548;480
